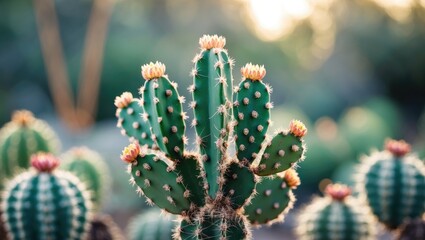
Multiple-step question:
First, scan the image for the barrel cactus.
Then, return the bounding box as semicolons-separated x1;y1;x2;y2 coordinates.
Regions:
297;183;375;240
61;147;111;211
0;110;60;188
127;208;176;240
357;139;425;230
1;153;92;240
114;35;307;239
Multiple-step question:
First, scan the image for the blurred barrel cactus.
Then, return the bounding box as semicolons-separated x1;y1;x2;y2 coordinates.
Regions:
0;110;59;188
297;183;375;240
1;153;92;240
114;35;307;239
127;208;176;240
357;139;425;230
61;147;111;211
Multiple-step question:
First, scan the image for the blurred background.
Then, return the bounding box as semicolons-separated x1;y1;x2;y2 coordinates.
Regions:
1;0;425;238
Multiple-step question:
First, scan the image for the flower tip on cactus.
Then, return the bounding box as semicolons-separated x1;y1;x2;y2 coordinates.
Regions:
31;152;60;172
11;109;35;125
114;92;133;108
141;61;166;80
284;169;300;189
199;34;226;49
120;142;140;163
289;120;307;138
385;138;411;157
241;63;266;81
325;183;351;201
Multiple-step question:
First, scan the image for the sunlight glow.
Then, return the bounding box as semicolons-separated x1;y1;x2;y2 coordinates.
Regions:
246;0;312;41
372;0;415;22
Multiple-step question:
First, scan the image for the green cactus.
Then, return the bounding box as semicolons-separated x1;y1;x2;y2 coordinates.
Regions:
0;110;60;188
61;147;111;211
297;183;376;240
1;153;92;240
357;139;425;230
115;35;308;240
127;208;176;240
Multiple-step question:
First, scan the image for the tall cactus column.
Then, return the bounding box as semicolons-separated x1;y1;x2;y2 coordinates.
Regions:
1;153;92;240
115;35;308;240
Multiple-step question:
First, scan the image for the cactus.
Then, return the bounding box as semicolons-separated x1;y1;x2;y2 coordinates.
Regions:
89;214;124;240
114;35;307;240
0;110;60;188
127;208;176;240
1;153;92;240
297;183;376;240
357;139;425;230
61;147;111;211
397;218;425;240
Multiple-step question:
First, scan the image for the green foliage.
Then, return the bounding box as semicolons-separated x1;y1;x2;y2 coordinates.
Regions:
1;154;92;240
115;35;307;240
0;110;59;188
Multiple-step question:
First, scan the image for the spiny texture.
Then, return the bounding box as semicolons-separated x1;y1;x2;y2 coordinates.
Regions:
357;139;425;230
61;147;111;211
0;110;60;188
297;184;375;240
1;153;92;240
127;208;176;240
115;35;308;240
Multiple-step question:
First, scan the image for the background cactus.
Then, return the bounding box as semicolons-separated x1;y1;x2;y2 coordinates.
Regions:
127;208;176;240
61;146;111;211
357;139;425;230
296;183;376;240
0;110;60;188
115;34;307;240
1;153;92;240
397;218;425;240
89;214;125;240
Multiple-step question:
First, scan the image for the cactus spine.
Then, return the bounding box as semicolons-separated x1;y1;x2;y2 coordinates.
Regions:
0;110;60;187
297;184;376;240
61;147;111;211
357;139;425;230
1;153;92;240
115;35;308;240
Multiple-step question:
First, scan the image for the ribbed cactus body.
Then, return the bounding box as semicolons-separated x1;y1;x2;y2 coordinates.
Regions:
61;147;110;211
357;140;425;230
192;48;230;198
115;35;308;240
0;110;59;186
1;155;91;240
297;184;375;240
127;208;176;240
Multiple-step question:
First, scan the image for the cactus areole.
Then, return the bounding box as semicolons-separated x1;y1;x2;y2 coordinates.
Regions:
115;35;308;240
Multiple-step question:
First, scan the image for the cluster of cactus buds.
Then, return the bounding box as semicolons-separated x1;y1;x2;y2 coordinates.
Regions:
356;139;425;230
115;34;307;239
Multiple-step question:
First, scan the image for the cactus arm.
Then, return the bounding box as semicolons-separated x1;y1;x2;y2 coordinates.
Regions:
244;174;295;225
174;154;206;208
116;96;154;147
222;162;256;209
141;76;186;160
256;120;307;176
192;49;226;198
129;152;191;214
234;77;270;165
